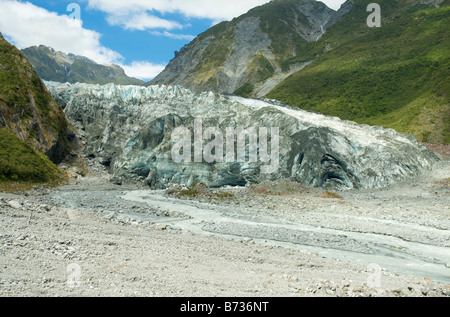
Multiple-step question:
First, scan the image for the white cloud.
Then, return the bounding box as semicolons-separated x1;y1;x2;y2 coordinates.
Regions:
149;31;195;41
318;0;347;11
120;61;166;81
87;0;348;22
87;0;274;23
106;11;184;31
0;0;122;64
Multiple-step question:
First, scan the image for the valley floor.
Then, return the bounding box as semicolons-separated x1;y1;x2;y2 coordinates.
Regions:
0;159;449;297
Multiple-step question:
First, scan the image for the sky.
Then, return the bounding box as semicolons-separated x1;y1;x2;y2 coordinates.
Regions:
0;0;347;81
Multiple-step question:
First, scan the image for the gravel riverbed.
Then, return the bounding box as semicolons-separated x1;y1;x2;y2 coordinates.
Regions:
0;161;449;297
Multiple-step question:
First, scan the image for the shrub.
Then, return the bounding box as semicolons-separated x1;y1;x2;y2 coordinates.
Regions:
177;182;207;197
249;181;307;196
0;128;64;184
216;192;235;199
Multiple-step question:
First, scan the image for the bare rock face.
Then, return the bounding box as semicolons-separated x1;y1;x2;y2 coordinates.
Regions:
150;0;338;95
47;82;440;190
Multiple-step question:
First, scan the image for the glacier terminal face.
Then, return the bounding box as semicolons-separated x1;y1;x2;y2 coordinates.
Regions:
46;82;440;190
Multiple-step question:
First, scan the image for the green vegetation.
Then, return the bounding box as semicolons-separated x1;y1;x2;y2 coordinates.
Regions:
0;33;72;185
234;83;255;98
166;183;235;199
0;128;64;184
0;42;54;118
191;27;235;81
247;52;276;82
268;1;450;144
245;0;310;62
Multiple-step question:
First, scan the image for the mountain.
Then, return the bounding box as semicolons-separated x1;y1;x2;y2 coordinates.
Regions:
47;81;439;190
151;0;449;145
22;45;144;85
268;0;449;144
0;34;72;183
150;0;338;96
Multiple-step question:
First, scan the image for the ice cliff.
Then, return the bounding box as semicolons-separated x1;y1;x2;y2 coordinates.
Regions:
46;82;440;190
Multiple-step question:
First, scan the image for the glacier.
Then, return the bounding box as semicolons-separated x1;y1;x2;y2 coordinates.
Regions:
46;81;440;190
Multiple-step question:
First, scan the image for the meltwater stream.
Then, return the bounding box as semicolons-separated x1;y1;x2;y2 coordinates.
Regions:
121;191;450;284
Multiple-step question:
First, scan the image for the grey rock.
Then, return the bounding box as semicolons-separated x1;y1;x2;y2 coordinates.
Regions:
102;211;117;220
7;201;22;209
335;287;344;297
153;224;168;231
46;82;440;190
422;287;433;296
426;290;439;297
400;288;411;296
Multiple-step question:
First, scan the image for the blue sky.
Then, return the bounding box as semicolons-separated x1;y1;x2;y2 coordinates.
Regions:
24;0;215;63
0;0;346;81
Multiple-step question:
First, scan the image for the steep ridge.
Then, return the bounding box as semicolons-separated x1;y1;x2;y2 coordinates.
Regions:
0;34;72;164
150;0;337;95
46;82;440;190
22;45;144;86
0;34;72;183
268;0;449;144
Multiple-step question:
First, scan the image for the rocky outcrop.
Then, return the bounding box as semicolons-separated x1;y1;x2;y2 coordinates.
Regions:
47;82;440;190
